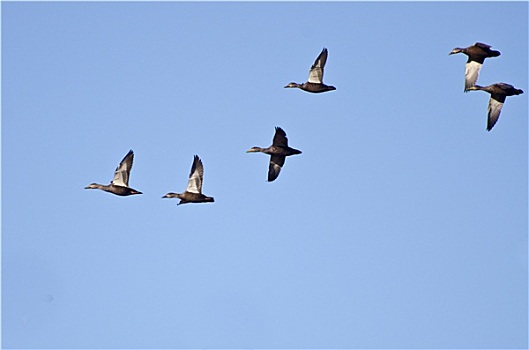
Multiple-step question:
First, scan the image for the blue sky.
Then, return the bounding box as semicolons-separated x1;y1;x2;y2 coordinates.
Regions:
2;1;527;349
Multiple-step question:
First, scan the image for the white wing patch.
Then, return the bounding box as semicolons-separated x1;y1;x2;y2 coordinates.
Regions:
185;160;203;194
112;169;128;187
464;61;482;91
186;172;201;193
308;66;323;84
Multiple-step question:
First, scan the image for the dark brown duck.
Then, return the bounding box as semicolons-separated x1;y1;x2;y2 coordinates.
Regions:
85;149;142;196
467;83;524;131
247;127;302;182
449;42;501;91
285;48;336;93
162;155;214;205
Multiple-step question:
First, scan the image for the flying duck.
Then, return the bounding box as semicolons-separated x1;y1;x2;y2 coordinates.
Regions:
247;127;302;182
467;83;524;131
284;48;336;93
85;149;142;196
449;42;501;91
162;155;214;205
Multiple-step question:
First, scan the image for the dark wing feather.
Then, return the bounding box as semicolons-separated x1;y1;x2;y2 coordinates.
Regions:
268;155;286;182
496;83;515;93
314;47;328;67
272;127;289;148
474;42;492;50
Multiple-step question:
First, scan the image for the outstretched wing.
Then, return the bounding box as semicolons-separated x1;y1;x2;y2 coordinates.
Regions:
186;155;204;194
464;61;482;91
111;150;134;187
268;155;285;182
307;48;328;84
486;94;506;131
272;127;289;147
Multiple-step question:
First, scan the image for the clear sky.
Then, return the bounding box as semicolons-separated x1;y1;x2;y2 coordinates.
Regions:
2;1;527;349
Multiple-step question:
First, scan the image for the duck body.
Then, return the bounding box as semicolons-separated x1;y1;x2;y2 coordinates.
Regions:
162;192;214;205
247;145;302;157
247;127;302;182
449;42;501;64
85;183;142;196
449;42;501;91
85;149;142;196
467;83;524;131
162;155;214;206
284;82;336;93
285;48;336;94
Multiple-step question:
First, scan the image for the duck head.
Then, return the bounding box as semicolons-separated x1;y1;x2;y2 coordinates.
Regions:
284;82;302;88
162;192;182;199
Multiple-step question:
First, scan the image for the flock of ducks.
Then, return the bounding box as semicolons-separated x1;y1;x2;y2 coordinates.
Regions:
85;151;214;204
449;42;524;131
85;48;332;202
84;126;303;203
86;44;524;203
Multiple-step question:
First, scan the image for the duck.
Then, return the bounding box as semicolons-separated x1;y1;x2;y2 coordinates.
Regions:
467;83;524;131
284;48;336;93
247;127;302;182
85;149;143;196
449;42;501;91
162;155;214;205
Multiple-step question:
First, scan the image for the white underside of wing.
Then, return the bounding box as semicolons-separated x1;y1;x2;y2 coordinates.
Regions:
308;68;323;84
465;61;482;90
487;98;504;128
186;172;202;194
112;170;128;187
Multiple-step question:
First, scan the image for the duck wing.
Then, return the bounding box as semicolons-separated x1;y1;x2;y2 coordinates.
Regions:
272;126;289;148
486;83;523;130
307;48;328;84
464;61;482;91
486;94;506;131
268;155;285;182
186;155;204;194
474;42;492;50
496;83;516;94
111;150;134;187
